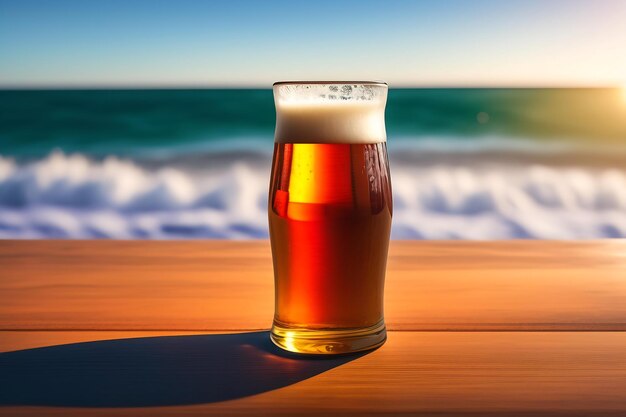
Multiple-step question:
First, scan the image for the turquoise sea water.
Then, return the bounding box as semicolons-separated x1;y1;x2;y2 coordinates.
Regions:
2;88;624;158
0;88;625;239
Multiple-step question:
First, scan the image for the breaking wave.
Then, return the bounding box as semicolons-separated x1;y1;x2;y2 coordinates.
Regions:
0;151;624;239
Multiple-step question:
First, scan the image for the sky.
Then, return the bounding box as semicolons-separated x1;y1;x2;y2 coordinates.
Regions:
1;0;625;88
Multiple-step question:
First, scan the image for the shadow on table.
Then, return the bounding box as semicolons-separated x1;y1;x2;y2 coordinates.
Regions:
0;331;368;407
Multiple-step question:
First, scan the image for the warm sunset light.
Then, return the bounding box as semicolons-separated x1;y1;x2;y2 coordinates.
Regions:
2;0;626;415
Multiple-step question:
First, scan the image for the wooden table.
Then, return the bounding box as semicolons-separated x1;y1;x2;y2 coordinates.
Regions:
1;240;625;416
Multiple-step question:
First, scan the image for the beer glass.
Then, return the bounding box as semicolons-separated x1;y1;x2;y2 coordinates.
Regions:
269;81;392;354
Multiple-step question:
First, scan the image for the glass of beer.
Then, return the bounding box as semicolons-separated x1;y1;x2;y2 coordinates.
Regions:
269;81;392;354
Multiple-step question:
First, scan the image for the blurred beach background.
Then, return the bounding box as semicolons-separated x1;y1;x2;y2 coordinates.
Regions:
1;0;625;239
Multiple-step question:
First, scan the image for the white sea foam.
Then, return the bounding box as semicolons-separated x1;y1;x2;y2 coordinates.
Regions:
0;151;624;239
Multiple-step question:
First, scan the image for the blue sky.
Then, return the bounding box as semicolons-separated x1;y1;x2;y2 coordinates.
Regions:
1;0;625;87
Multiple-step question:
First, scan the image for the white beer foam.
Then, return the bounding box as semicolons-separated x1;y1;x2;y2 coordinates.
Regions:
274;83;387;144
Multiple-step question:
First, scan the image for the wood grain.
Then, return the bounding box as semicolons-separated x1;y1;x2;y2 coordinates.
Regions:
1;240;625;331
2;240;626;416
1;331;626;416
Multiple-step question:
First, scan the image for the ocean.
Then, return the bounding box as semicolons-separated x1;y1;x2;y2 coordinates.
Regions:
1;88;625;239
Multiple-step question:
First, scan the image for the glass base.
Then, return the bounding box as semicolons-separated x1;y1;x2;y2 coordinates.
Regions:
270;319;387;355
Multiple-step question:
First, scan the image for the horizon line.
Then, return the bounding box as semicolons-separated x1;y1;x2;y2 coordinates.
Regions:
0;83;623;90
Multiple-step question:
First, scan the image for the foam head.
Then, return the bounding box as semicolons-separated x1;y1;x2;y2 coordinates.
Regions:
273;82;388;144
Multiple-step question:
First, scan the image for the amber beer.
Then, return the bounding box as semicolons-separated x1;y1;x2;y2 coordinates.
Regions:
269;82;392;354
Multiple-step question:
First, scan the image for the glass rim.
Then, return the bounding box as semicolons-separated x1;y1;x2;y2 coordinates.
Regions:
273;80;387;87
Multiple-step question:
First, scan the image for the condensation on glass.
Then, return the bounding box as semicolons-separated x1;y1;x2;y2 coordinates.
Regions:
269;82;392;354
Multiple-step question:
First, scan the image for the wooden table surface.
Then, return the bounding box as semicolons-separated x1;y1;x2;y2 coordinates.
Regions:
1;240;626;416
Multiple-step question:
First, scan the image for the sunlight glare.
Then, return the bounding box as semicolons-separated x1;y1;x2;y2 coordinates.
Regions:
285;331;296;352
